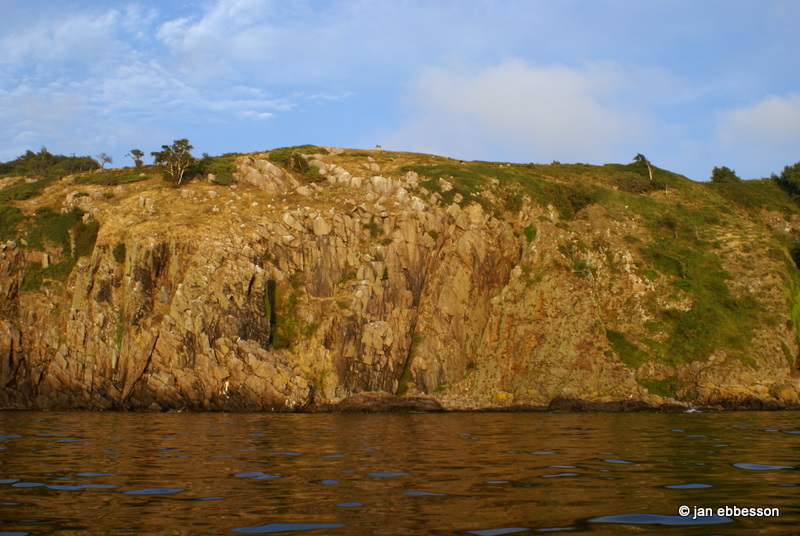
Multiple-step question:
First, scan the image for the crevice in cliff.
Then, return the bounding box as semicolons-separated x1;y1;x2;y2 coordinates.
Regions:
120;329;159;402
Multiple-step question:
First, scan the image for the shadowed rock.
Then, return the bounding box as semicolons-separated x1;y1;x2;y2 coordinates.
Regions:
336;391;444;413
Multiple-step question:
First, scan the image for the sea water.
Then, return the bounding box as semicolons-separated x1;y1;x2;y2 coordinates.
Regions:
0;410;798;535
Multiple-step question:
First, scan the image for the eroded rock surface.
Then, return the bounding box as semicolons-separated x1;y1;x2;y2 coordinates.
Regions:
1;147;800;411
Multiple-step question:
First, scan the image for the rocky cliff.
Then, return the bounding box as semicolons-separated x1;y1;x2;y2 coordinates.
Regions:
2;146;800;410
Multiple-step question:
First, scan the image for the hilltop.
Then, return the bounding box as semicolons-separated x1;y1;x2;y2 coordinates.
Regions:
1;145;800;411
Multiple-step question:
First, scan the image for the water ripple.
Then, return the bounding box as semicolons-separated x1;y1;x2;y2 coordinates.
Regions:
230;523;345;533
732;463;794;471
466;527;530;536
590;513;732;525
123;488;185;495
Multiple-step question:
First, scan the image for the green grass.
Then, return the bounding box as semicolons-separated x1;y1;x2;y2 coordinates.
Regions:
606;329;649;369
637;376;681;398
363;217;383;238
640;236;759;364
523;224;537;242
706;178;800;214
20;260;74;292
17;207;99;292
402;161;602;218
74;169;150;186
0;177;55;204
25;207;83;251
269;274;306;349
0;205;24;241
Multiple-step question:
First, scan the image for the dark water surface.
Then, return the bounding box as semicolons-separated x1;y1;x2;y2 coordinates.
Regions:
0;411;798;535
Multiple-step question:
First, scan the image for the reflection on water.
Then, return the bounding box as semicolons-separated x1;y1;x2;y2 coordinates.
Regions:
0;411;798;535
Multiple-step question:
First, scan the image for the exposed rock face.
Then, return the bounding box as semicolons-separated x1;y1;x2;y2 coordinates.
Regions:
1;147;800;411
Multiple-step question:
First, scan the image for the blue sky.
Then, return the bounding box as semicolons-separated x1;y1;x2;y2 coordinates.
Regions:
2;0;799;181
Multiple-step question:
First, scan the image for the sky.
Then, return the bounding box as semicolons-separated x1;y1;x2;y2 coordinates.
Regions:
1;0;799;181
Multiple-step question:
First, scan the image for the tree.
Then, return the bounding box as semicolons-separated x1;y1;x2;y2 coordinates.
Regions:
710;166;741;183
775;161;800;198
151;139;195;185
633;153;653;182
126;149;145;168
96;152;113;169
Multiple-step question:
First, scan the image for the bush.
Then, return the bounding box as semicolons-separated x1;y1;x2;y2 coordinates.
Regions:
0;148;98;179
774;161;800;198
190;154;238;184
710;166;741;183
523;224;537;242
268;146;328;182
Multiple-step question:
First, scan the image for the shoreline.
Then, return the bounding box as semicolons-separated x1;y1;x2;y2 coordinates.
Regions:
2;391;798;413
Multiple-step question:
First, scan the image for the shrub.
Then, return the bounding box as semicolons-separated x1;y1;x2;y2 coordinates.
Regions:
0;148;98;179
710;166;741;183
523;224;537;242
268;146;328;182
191;154;238;184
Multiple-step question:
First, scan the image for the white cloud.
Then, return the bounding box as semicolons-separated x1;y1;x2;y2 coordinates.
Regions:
714;93;800;177
717;93;800;146
384;59;653;164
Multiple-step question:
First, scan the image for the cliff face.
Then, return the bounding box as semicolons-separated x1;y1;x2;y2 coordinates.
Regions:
2;147;800;410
